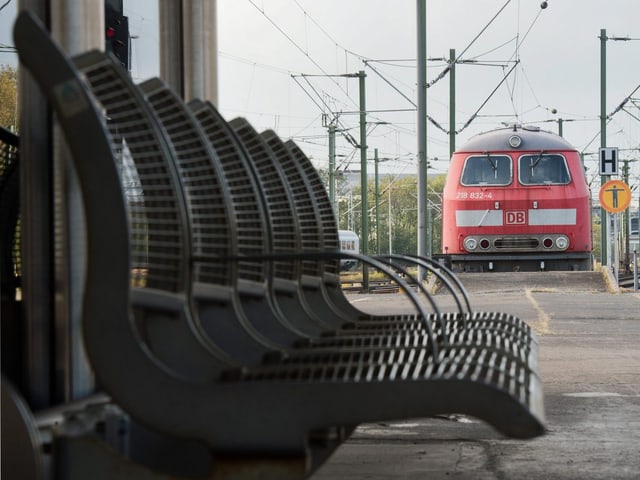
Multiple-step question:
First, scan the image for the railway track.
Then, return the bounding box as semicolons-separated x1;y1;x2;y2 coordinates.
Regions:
341;279;405;294
618;274;639;290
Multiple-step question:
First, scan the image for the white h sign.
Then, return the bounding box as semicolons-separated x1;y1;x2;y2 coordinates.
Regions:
599;147;618;176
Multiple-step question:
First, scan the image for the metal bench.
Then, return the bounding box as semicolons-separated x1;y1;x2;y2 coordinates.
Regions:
132;66;544;454
138;87;536;383
135;79;435;363
145;90;535;372
226;119;536;356
14;11;545;479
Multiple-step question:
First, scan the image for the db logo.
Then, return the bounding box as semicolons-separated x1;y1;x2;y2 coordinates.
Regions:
505;211;527;225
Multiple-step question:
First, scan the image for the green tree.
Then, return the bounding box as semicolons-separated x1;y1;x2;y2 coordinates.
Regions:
428;174;446;254
333;173;446;257
384;176;418;255
316;167;350;206
591;219;601;265
0;65;18;130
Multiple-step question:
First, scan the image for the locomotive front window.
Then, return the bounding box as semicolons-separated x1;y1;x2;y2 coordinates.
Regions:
518;153;571;185
460;154;512;186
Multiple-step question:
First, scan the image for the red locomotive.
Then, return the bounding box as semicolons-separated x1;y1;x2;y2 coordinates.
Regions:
441;125;592;272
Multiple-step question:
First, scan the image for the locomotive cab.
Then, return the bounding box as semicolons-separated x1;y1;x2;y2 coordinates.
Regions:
442;126;592;272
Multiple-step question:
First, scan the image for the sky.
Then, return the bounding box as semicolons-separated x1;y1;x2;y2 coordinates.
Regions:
1;0;639;193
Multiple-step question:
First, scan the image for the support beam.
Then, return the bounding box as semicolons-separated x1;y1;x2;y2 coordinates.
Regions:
160;0;218;104
159;0;184;97
183;0;218;104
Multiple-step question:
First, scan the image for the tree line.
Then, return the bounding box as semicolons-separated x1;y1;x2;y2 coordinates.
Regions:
0;65;18;130
319;169;446;256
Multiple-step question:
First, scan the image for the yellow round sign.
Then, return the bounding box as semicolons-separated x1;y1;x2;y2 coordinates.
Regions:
599;179;632;213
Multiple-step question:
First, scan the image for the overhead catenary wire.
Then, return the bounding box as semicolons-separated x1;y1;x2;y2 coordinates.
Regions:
292;0;345;52
294;74;361;147
457;60;520;134
246;0;423;155
608;83;640;119
246;0;506;155
247;0;328;76
580;86;640;154
258;0;476;140
421;0;549;132
425;0;513;90
219;51;298;76
220;51;363;136
509;3;548;64
220;50;403;142
247;0;361;111
243;0;601;168
622;106;640;123
465;36;518;62
0;42;16;53
364;0;540;135
437;0;550;134
365;61;417;108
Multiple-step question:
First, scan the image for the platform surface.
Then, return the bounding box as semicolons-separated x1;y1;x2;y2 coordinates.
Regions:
314;273;640;479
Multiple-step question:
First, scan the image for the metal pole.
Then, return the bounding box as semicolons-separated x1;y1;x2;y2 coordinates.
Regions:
558;118;564;137
417;0;429;275
358;70;369;290
388;186;392;256
623;159;630;271
607;212;612;270
634;250;638;292
613;213;619;288
329;124;336;210
449;48;456;159
348;191;353;231
375;148;380;255
600;28;608;266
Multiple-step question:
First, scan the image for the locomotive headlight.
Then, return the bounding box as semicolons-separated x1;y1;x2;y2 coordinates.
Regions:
463;237;478;251
508;135;522;148
555;236;569;250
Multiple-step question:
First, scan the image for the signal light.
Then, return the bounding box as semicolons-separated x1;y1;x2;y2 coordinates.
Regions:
105;10;129;70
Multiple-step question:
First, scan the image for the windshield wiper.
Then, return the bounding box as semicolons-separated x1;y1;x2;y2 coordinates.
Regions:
484;152;498;179
529;150;545;177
